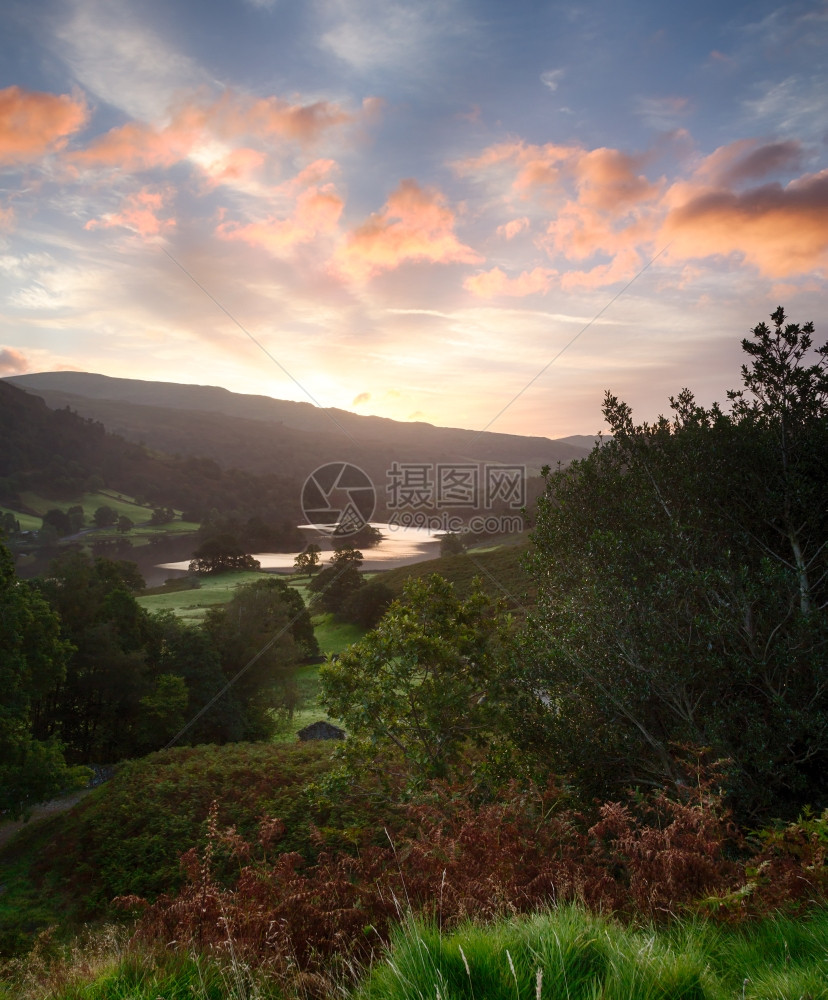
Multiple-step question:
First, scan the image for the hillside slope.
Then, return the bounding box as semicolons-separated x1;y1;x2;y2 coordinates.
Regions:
5;372;590;480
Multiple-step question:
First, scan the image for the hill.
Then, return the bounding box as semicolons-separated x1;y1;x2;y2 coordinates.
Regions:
4;372;591;486
0;379;302;527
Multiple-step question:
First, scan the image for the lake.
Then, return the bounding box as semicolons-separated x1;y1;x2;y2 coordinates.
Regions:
155;523;442;576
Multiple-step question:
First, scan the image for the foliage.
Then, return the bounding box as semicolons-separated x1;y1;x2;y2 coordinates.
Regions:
203;577;316;739
8;743;336;927
189;533;261;575
307;545;364;615
92;506;117;529
122;765;828;987
293;542;321;575
522;308;828;819
338;579;394;628
439;531;466;556
0;542;87;819
320;575;515;781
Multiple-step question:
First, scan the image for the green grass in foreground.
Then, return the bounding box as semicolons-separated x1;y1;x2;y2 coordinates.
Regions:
360;907;828;1000
5;907;827;1000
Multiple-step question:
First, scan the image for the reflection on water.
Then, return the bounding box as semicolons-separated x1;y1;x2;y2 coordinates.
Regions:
156;523;441;574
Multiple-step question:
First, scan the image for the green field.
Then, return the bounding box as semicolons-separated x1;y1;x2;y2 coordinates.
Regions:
137;569;266;621
5;490;200;549
0;506;41;532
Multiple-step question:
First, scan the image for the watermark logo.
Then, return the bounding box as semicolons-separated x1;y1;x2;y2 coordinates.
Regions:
301;462;376;535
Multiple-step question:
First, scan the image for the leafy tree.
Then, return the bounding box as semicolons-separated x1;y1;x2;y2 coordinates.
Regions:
522;309;828;819
293;543;322;575
67;505;85;533
0;541;87;818
440;532;466;557
32;552;155;760
117;515;133;534
189;534;261;574
203;578;307;740
150;506;176;526
93;505;118;529
307;545;364;614
0;511;20;537
42;508;71;537
320;575;513;780
339;579;394;628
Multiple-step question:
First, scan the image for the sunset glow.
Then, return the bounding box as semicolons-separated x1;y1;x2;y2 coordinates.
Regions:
1;0;826;436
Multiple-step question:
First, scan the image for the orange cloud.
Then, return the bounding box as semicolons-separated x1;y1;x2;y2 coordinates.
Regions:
337;179;482;281
218;183;343;255
0;346;29;374
574;148;661;213
559;247;642;290
464;265;556;298
85;187;176;237
663;169;828;277
497;217;529;240
73;120;192;171
352;391;371;405
0;201;14;231
72;89;356;174
692;138;804;186
455;140;580;199
0;85;87;165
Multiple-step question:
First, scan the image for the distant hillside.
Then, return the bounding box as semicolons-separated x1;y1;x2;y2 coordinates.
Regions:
5;373;591;484
0;379;301;524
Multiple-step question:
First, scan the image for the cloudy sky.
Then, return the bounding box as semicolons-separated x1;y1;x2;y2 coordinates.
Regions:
0;0;826;436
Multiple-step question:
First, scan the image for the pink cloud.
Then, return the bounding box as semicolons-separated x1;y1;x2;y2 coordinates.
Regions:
0;346;29;374
0;201;14;231
464;265;556;298
662;169;828;277
72;89;358;175
497;217;529;240
574;147;661;213
336;179;482;281
0;85;87;165
559;247;642;290
692;138;804;186
218;183;343;255
85;187;176;237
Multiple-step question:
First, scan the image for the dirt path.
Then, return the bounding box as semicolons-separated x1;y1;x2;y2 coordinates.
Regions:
0;789;93;851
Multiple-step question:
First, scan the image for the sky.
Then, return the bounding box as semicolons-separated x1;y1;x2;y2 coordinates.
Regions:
0;0;826;438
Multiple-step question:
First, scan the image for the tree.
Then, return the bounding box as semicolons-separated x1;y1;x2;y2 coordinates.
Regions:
0;511;20;537
339;579;395;628
440;532;466;557
117;515;133;534
189;534;261;575
320;575;513;780
42;508;71;537
307;545;364;615
293;543;321;575
150;506;176;526
0;541;87;818
93;505;118;529
522;309;828;819
203;578;309;740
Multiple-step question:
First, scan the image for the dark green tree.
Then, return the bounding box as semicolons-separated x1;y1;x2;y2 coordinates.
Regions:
320;575;513;780
93;505;118;529
522;309;828;819
0;542;87;818
203;578;308;740
307;545;364;614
